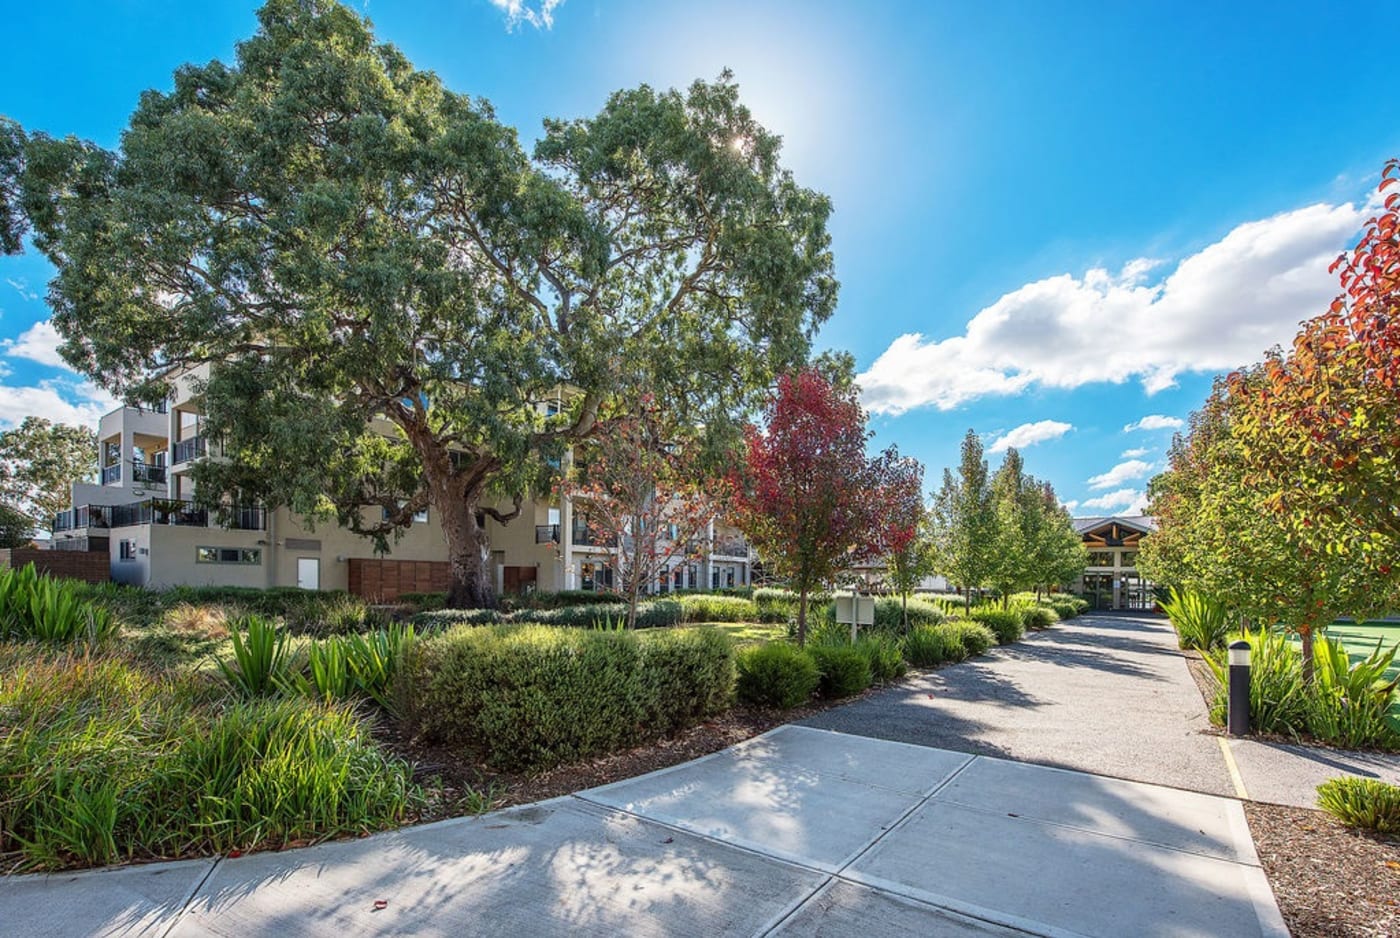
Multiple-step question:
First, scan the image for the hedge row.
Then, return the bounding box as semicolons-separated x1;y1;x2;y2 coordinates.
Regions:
397;624;735;770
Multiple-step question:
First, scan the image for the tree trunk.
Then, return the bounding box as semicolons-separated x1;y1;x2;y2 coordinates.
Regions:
964;586;971;613
902;591;909;632
439;495;495;610
1300;626;1315;686
797;584;809;647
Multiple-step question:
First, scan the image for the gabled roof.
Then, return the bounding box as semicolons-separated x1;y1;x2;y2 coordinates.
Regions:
1071;515;1157;536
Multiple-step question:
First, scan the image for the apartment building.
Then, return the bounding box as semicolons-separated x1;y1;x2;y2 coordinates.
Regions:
48;366;755;598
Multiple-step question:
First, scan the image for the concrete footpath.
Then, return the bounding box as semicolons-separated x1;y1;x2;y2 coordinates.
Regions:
0;725;1287;938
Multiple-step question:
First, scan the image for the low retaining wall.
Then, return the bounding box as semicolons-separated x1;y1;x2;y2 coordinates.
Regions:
347;558;450;602
0;548;110;584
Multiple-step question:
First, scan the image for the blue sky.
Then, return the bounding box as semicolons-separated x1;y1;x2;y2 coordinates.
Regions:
3;0;1398;515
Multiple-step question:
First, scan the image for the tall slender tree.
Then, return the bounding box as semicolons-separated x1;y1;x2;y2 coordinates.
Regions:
872;449;933;630
16;1;836;607
930;430;997;611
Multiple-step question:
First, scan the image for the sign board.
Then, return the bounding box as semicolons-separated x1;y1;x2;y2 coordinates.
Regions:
834;594;876;629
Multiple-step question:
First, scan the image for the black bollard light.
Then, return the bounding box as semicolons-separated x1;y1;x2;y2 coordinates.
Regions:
1227;639;1251;736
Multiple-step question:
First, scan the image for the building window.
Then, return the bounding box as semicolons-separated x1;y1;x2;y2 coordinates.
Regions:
1120;551;1139;568
1087;551;1115;567
382;504;429;524
196;546;261;565
118;539;137;562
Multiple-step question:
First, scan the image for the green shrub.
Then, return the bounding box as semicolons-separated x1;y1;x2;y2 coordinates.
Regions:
736;642;819;708
411;608;507;629
0;564;117;645
1048;600;1078;620
0;652;418;870
1206;629;1309;737
970;607;1024;645
810;644;873;699
678;594;759;623
521;589;625;609
904;625;960;667
398;591;448;612
1317;777;1400;832
1161;588;1229;650
398;624;735;770
856;632;906;682
215;615;295;697
753;587;797;623
941;619;996;658
1018;605;1059;630
1304;636;1400;750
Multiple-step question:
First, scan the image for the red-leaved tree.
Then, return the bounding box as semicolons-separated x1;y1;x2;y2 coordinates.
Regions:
728;370;895;645
562;400;716;629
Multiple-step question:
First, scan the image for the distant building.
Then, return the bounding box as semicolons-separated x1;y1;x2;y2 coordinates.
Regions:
1071;515;1157;610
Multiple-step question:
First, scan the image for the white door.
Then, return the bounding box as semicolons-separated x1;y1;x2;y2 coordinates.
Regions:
297;557;320;590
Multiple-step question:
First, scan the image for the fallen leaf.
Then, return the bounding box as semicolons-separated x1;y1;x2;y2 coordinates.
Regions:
373;900;388;912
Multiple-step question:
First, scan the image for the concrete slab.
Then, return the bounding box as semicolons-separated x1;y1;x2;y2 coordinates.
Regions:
772;879;1034;937
936;756;1257;863
579;725;972;871
1228;738;1400;808
848;799;1287;938
0;858;215;938
170;798;825;937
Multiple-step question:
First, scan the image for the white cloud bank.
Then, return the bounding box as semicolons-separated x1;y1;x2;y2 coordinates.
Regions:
1124;414;1184;432
1081;488;1148;513
1120;447;1149;459
988;419;1072;453
858;200;1367;415
1087;459;1153;490
2;320;67;367
489;0;565;30
0;378;117;430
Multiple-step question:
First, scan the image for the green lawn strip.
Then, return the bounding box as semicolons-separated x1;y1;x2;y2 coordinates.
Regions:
684;621;788;646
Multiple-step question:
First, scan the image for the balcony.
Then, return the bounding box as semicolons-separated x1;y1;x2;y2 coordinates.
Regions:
131;463;167;485
172;435;206;465
571;524;615;548
711;536;751;558
536;524;560;544
52;505;112;532
107;498;265;531
101;463;122;485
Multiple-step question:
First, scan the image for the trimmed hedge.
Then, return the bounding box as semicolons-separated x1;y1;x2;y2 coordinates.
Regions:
970;608;1025;645
1018;605;1059;630
941;619;997;657
411;608;508;630
398;624;735;770
679;594;759;623
904;625;962;666
410;600;685;631
810;644;872;698
736;642;820;708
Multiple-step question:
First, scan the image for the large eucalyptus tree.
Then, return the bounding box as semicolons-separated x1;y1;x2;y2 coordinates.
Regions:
18;0;836;606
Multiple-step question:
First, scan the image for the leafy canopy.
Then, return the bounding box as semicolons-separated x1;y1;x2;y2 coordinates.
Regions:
0;417;96;532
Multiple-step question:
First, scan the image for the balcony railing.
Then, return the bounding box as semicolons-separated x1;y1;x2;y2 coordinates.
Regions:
131;463;167;485
107;498;265;531
52;505;112;532
711;537;751;557
172;435;206;464
571;524;615;548
536;524;560;544
101;463;122;485
51;536;105;552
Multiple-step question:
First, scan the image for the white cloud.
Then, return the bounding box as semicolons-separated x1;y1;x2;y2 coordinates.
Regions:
1061;500;1080;513
2;320;67;367
1120;447;1149;458
6;277;38;302
1124;414;1183;433
1081;488;1148;513
988;419;1073;453
1087;459;1153;490
858;200;1367;414
489;0;565;30
0;379;117;430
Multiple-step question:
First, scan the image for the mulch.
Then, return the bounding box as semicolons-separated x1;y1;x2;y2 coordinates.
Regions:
1180;646;1400;935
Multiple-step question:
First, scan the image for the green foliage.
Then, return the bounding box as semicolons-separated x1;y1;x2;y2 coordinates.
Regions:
735;642;820;708
1305;637;1400;749
0;564;116;645
753;587;798;623
398;624;735;770
856;632;906;682
903;625;961;667
970;607;1025;645
398;591;448;612
0;652;418;870
1206;630;1312;739
519;590;626;609
930;431;997;601
0;416;96;531
215;615;294;697
1016;604;1059;630
810;644;873;698
1161;587;1229;650
1316;777;1400;833
941;619;997;658
411;608;508;629
678;593;759;623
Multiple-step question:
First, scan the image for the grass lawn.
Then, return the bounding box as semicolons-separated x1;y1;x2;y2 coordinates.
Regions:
687;621;787;646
